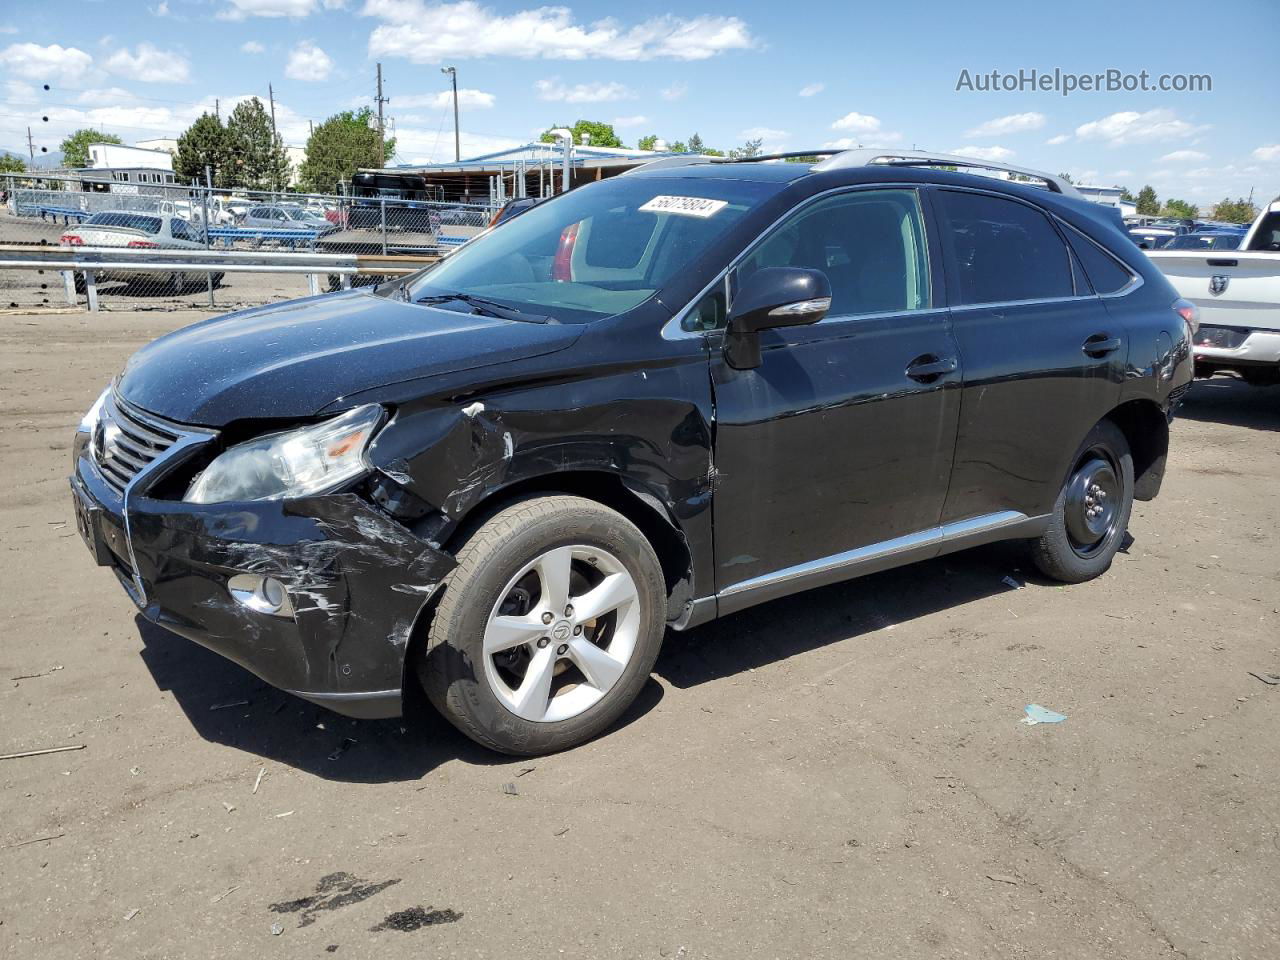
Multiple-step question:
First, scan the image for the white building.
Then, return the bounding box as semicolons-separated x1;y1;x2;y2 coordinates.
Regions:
1075;184;1137;218
86;143;173;171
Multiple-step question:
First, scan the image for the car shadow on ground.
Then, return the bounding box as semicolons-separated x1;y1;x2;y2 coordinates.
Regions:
1177;377;1279;432
656;540;1031;690
134;613;664;783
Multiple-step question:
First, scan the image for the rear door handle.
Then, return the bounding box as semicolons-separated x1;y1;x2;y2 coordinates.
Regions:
905;355;958;382
1082;334;1122;358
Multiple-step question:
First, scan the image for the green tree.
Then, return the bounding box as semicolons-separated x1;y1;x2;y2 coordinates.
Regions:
1161;198;1199;219
224;97;291;190
1118;186;1136;203
299;108;394;194
174;113;230;186
59;129;123;168
1057;171;1075;184
686;133;706;154
1135;185;1159;216
1210;197;1258;224
0;153;25;174
728;138;764;160
637;134;659;151
539;120;623;148
668;140;687;153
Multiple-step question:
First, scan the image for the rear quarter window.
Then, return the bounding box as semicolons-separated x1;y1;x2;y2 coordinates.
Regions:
1066;228;1136;295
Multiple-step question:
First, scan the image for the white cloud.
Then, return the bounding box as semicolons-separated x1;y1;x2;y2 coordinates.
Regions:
1252;144;1280;163
612;114;648;128
966;111;1045;137
241;40;266;54
823;133;903;149
104;43;190;83
362;1;756;61
1075;108;1208;146
154;1;171;15
219;0;344;19
0;43;94;84
798;82;824;97
1045;133;1070;145
394;88;495;109
831;111;882;134
949;145;1015;162
535;78;634;103
285;41;333;81
660;82;687;101
392;126;523;164
740;126;788;142
0;26;18;35
1158;149;1209;164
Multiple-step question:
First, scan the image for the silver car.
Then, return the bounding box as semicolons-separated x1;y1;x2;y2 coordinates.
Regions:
60;211;216;291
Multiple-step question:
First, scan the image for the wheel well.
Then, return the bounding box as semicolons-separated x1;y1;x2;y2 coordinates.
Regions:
1105;400;1168;501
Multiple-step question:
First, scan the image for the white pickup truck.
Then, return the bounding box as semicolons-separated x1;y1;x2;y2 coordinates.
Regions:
1147;200;1280;385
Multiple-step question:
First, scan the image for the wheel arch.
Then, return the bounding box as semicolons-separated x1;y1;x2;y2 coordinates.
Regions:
1103;399;1169;501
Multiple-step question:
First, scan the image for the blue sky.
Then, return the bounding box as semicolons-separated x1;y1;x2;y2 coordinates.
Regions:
2;0;1277;206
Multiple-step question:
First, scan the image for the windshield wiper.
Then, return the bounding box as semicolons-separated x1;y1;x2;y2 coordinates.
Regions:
415;292;552;324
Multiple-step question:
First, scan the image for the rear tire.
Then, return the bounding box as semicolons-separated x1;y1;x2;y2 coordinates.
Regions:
418;495;666;756
1030;419;1134;584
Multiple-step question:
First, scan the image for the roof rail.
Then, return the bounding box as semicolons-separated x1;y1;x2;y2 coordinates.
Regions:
708;150;842;164
811;149;1081;197
620;155;715;176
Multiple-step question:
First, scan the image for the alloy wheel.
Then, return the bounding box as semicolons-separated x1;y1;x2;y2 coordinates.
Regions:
482;545;641;723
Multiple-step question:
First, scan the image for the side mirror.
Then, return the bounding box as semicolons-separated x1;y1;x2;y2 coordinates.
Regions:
724;267;831;370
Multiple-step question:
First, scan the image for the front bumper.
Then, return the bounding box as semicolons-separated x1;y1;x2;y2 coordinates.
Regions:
72;437;454;719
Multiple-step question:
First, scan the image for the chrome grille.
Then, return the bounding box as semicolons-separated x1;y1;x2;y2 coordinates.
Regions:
94;393;187;496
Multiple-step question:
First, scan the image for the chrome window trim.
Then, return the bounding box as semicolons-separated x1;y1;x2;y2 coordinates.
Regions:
661;182;932;341
719;510;1031;599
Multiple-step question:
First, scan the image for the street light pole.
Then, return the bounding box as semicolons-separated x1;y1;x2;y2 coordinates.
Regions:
441;66;460;162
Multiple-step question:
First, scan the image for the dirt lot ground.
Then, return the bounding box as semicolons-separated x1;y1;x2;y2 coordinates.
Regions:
2;308;1277;960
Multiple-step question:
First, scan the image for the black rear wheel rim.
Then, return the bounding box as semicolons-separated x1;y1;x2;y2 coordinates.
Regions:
1064;446;1121;558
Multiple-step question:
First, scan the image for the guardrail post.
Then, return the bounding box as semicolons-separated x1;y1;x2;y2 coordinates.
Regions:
380;199;387;256
84;270;99;313
61;270;76;305
340;273;351;291
307;273;319;296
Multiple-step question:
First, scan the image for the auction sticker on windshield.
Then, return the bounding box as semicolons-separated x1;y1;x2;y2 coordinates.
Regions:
638;195;729;218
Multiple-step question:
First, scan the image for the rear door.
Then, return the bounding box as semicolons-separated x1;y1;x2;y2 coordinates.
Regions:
708;187;962;599
932;187;1125;524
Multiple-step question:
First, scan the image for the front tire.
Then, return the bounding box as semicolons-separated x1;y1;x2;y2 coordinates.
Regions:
1030;419;1134;583
418;495;666;756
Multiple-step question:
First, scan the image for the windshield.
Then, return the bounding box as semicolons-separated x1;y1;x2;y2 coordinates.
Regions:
405;176;779;323
1166;234;1241;250
86;212;161;233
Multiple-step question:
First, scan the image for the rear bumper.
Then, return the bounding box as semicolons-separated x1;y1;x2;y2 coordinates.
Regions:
72;440;454;719
1194;327;1280;367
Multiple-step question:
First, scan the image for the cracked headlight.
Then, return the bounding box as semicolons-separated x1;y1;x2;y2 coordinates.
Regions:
185;404;385;504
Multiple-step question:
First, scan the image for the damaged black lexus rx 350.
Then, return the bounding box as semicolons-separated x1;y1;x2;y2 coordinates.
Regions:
71;150;1194;755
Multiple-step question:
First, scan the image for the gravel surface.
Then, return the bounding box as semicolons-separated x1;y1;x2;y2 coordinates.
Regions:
2;308;1277;959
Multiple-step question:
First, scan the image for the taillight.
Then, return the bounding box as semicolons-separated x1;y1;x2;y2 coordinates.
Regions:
126;239;158;248
60;234;82;245
1173;297;1199;335
552;223;579;282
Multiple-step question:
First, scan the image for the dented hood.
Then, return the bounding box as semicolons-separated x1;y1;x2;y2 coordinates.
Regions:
116;290;583;425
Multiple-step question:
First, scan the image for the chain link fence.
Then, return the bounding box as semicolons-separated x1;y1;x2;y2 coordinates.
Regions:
0;174;497;310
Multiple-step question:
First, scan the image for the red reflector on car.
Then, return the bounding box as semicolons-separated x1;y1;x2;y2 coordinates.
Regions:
126;240;159;248
60;234;83;245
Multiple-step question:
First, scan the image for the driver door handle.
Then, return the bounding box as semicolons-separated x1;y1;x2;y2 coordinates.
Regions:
905;355;958;382
1083;333;1122;357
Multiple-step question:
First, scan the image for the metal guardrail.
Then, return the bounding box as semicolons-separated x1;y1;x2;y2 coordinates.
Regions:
205;226;324;249
0;244;437;312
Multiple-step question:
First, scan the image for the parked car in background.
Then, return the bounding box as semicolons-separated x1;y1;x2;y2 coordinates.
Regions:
1163;229;1245;251
1126;224;1180;249
1147;200;1280;385
59;211;217;291
241;204;336;234
70;149;1193;755
488;196;544;227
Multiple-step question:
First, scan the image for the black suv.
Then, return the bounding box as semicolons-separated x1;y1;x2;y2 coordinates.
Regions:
71;150;1194;755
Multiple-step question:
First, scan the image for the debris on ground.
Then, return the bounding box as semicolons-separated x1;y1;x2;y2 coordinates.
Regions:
1021;704;1067;725
554;827;569;837
327;738;356;762
515;766;535;777
275;810;294;818
986;873;1019;885
211;885;239;904
1001;576;1024;589
123;908;140;921
5;833;65;849
501;782;518;796
369;906;463;932
270;922;284;936
0;744;85;761
9;664;63;682
222;801;236;814
209;700;249;711
252;767;265;794
129;766;140;776
1248;671;1280;685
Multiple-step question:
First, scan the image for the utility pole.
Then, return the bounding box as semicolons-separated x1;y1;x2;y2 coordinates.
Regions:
215;98;220;120
27;126;35;162
375;62;389;167
441;66;460;162
268;83;279;193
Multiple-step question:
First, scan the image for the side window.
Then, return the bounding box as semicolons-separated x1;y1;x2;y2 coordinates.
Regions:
169;218;187;239
1066;228;1135;295
735;189;931;318
937;191;1074;304
686;282;727;332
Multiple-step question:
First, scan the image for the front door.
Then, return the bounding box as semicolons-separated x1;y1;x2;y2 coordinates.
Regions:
708;187;962;603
